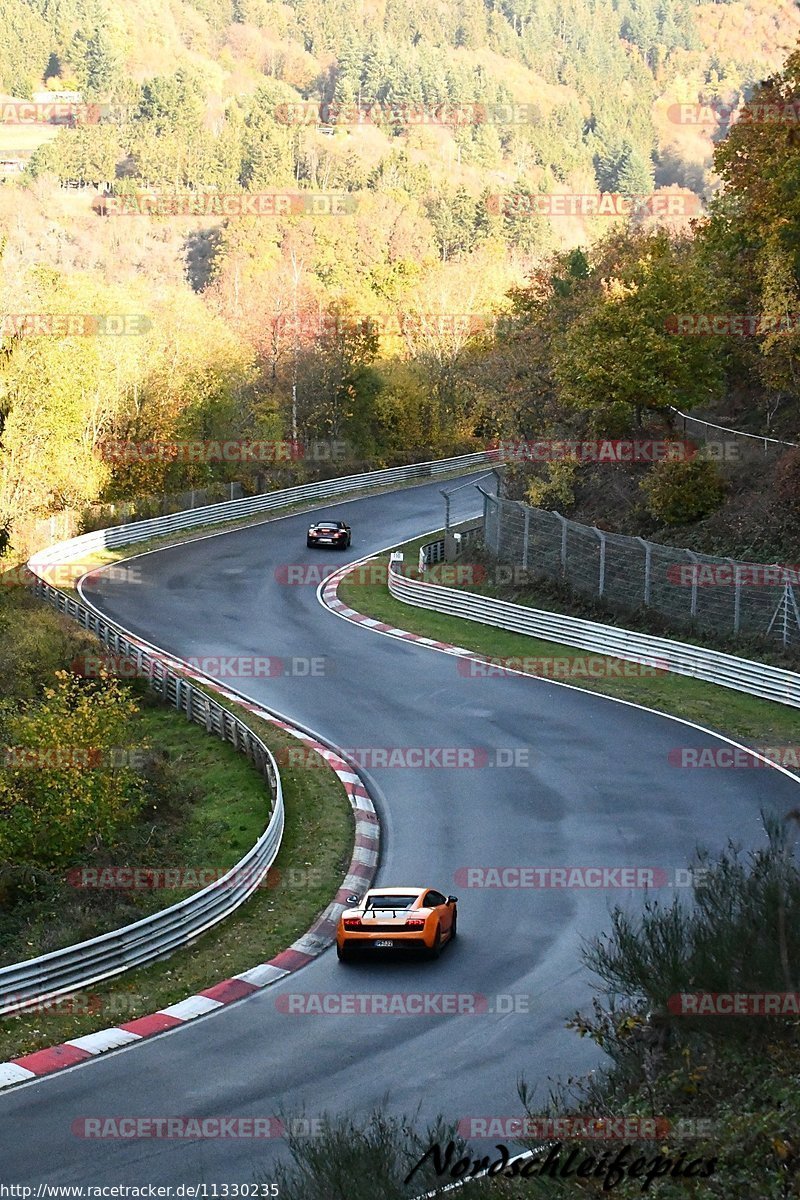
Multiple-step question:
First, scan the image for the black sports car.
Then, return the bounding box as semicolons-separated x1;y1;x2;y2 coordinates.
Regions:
307;519;352;549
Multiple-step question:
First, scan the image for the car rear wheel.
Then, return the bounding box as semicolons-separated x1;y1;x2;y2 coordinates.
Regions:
449;909;457;940
307;540;314;548
427;926;442;960
337;942;352;962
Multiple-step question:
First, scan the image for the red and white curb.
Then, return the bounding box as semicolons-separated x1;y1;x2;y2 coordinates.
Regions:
321;560;479;659
0;652;379;1092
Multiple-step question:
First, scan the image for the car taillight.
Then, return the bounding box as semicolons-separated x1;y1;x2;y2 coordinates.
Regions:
405;918;425;928
343;918;362;929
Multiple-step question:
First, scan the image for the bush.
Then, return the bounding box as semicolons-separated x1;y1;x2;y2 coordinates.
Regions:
525;458;580;511
0;672;144;868
583;816;800;1010
270;1110;486;1200
640;456;726;525
0;589;99;702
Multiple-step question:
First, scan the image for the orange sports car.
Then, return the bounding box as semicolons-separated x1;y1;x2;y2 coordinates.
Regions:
336;886;458;961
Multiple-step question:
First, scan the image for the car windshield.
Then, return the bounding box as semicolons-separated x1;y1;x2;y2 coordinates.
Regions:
315;523;339;531
365;894;417;909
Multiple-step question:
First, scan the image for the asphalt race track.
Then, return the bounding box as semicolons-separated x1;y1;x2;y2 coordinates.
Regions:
2;473;798;1184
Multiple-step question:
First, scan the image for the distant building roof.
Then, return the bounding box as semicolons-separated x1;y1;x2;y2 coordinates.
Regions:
31;90;83;104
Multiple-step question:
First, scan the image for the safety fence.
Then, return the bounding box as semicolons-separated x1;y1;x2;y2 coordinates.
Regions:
482;492;800;648
670;406;798;455
389;548;800;710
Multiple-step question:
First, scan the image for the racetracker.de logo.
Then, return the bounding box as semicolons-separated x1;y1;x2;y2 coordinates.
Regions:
274;101;540;126
4;564;141;589
275;992;531;1015
274;746;530;768
495;438;696;462
457;655;669;679
65;865;321;890
458;1116;671;1140
669;992;800;1016
454;866;670;888
666;313;800;336
65;865;276;890
96;438;349;462
0;314;150;337
0;100;104;125
71;1117;285;1139
71;652;328;679
100;192;357;217
668;745;800;769
2;746;147;771
666;563;800;587
5;992;151;1018
667;101;800;125
487;193;701;218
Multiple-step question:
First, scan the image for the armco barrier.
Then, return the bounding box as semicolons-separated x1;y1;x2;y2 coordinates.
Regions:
28;451;497;569
6;453;491;1016
390;543;800;710
0;595;284;1016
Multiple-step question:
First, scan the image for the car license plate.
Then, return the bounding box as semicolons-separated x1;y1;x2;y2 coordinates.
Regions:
319;538;332;543
374;939;394;948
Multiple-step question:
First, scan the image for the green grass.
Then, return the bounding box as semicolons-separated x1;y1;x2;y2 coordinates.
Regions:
0;687;354;1064
0;694;270;965
340;531;800;749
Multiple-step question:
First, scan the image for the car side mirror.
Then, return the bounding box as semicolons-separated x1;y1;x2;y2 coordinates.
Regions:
345;894;360;905
448;895;458;904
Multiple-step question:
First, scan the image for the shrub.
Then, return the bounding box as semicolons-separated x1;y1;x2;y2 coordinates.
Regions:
525;458;580;511
0;672;144;868
640;456;726;525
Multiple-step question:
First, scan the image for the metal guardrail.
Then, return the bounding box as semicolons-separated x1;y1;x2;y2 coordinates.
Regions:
28;451;498;570
0;581;284;1015
6;452;492;1014
389;546;800;710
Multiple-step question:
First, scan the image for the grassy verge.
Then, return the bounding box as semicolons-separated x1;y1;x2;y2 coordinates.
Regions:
0;690;270;964
0;589;355;1063
0;698;353;1062
339;531;800;749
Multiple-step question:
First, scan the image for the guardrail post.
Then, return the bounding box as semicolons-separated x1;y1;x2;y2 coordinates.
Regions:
592;527;607;598
553;512;568;577
685;551;699;618
728;559;742;634
635;537;652;606
440;490;451;531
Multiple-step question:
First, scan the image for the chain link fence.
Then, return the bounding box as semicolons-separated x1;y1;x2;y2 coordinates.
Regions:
670;407;798;456
482;492;800;648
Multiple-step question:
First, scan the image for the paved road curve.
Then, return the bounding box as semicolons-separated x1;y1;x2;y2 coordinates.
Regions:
2;475;797;1184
